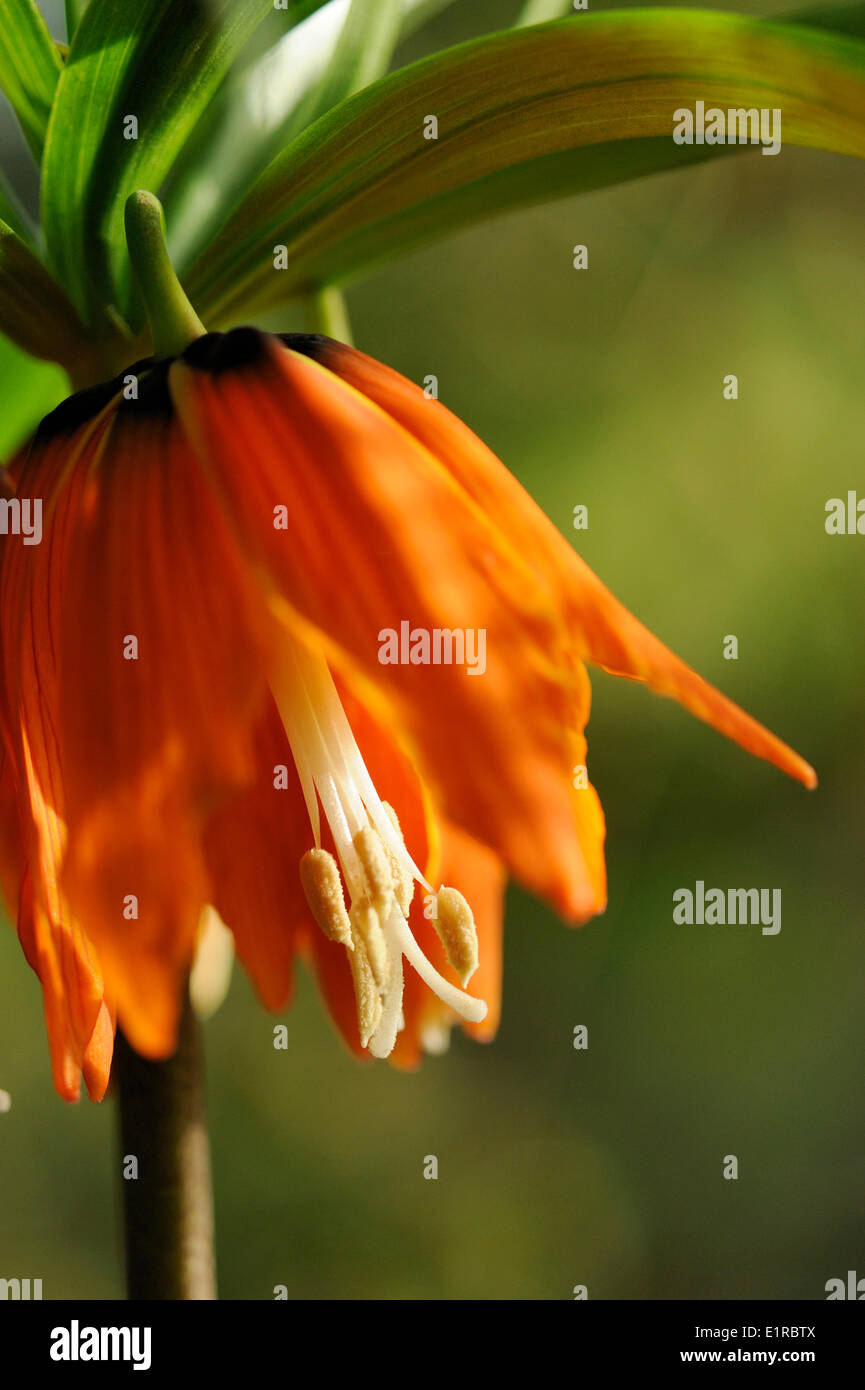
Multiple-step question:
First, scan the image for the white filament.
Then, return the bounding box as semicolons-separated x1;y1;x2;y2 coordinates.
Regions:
271;634;487;1049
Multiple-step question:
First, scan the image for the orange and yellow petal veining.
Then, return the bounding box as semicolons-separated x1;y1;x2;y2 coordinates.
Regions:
171;336;606;919
300;335;816;790
0;327;815;1099
202;693;308;1014
54;396;278;1058
1;420;114;1100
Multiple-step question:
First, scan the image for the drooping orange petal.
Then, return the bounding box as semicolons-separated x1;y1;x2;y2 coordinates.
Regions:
202;692;308;1013
1;424;114;1101
171;333;603;920
17;877;114;1104
81;1000;114;1101
311;338;816;790
564;661;607;914
0;741;24;924
14;795;114;1103
7;377;272;1058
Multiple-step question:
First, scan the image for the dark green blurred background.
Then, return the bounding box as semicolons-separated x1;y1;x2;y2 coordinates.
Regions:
0;0;863;1299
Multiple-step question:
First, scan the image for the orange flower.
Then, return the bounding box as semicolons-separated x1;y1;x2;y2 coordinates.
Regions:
0;328;815;1101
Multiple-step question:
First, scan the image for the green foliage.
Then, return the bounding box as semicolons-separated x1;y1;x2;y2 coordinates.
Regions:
163;0;457;276
0;2;861;373
0;218;90;371
0;168;36;245
0;332;66;457
41;0;273;330
64;0;89;41
0;0;62;161
182;10;865;323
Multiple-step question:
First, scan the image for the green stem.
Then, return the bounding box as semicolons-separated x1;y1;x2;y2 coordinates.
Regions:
124;191;206;358
307;284;353;345
114;989;217;1300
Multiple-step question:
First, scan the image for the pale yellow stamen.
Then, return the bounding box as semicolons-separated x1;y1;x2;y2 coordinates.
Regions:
352;825;393;911
381;803;415;916
433;887;479;986
349;897;389;990
348;936;382;1046
273;635;487;1055
300;848;353;948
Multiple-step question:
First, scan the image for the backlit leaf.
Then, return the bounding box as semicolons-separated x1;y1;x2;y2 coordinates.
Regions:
183;10;865;324
0;0;63;160
0;218;91;375
41;0;272;329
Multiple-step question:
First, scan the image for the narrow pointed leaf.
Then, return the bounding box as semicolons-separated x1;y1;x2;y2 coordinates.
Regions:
65;2;90;41
165;0;457;273
0;170;37;245
283;0;402;141
0;0;63;160
184;9;865;324
0;220;91;373
41;0;272;329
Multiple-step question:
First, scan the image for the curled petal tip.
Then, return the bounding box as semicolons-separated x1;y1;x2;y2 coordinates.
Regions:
767;742;817;791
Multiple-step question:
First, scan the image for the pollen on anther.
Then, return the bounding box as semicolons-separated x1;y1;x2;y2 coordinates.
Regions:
381;803;415;916
348;936;382;1046
353;825;393;909
300;848;353;947
349;897;389;989
433;887;479;986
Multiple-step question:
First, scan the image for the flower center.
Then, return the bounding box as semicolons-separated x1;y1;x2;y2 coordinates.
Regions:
271;634;487;1057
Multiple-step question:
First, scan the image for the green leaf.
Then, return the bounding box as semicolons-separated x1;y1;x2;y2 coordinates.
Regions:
41;0;272;330
0;219;91;375
0;332;67;461
164;0;457;273
183;8;865;325
783;0;865;40
0;169;37;245
65;1;90;42
282;0;402;142
0;0;63;160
